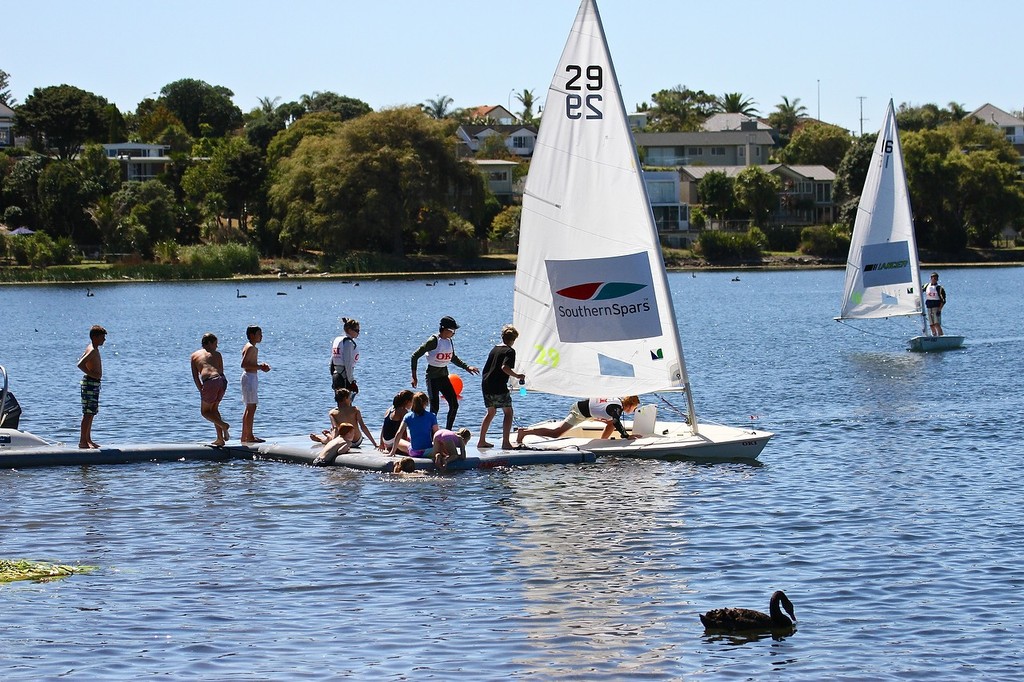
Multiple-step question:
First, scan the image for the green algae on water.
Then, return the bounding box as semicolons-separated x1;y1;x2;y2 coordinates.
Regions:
0;559;97;583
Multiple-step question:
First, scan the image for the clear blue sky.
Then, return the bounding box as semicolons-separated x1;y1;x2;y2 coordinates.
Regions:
6;0;1021;135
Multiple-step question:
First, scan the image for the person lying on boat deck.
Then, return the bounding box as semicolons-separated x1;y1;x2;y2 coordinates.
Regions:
389;392;438;458
923;271;947;336
329;317;360;395
432;427;471;471
312;422;356;466
309;388;377;449
516;396;641;444
191;332;230;446
378;389;414;454
76;324;106;449
410;316;479;430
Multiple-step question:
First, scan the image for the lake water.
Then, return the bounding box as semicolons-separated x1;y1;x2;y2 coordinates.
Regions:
2;268;1023;679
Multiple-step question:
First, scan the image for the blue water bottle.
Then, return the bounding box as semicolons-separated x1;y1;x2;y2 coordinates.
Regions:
519;378;527;397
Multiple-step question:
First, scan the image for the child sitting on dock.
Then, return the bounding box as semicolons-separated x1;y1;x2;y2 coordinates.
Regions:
389;392;438;459
312;422;356;466
378;390;414;454
432;427;471;471
309;388;377;449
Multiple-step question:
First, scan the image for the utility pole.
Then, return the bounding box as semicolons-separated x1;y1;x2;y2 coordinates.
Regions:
857;96;867;136
817;80;820;120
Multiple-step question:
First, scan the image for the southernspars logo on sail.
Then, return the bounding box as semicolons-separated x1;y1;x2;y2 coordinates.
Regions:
546;253;662;343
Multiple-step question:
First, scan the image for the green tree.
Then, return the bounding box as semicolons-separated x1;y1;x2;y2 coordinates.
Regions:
16;85;109;159
896;101;968;132
734;165;780;225
696;170;734;224
267;107;485;257
1;154;48;230
118;180;179;248
489;205;522;241
0;68;13;105
101;104;127;143
643;85;718;132
182;137;263;233
244;98;302;152
775;120;852;169
37;161;94;242
265;112;345;169
514;89;537;124
299;91;372;121
957;150;1024;246
476;133;516;160
159;78;243;138
137;103;190;147
422;95;455;119
768;96;808;147
715;92;758;115
832;132;877;205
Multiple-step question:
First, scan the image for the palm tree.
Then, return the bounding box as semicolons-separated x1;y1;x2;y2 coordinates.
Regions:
514;89;537;124
422;95;455;119
769;96;809;144
257;96;281;115
716;92;759;116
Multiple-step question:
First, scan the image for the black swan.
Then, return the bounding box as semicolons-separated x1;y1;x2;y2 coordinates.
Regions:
236;289;246;298
700;590;795;633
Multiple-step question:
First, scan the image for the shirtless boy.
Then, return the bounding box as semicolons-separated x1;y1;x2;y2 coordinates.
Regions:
240;325;271;444
191;332;230;445
76;324;106;449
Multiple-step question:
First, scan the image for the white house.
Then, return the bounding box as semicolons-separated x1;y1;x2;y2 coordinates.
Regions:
0;101;14;147
456;124;538;157
968;103;1024;160
472;159;519;201
102;142;173;182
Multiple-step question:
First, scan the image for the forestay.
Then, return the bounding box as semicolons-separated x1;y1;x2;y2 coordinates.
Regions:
838;99;924;322
513;0;686;398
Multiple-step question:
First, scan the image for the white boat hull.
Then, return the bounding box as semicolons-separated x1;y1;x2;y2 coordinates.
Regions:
908;335;964;352
518;419;772;461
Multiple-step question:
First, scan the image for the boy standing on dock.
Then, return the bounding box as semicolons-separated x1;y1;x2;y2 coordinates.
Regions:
240;325;271;444
478;324;526;450
191;332;230;446
76;324;106;449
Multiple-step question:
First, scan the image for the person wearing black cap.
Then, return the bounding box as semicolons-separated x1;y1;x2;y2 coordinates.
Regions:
410;316;479;430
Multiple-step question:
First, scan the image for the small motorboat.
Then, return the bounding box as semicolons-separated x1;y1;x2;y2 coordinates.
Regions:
0;365;50;449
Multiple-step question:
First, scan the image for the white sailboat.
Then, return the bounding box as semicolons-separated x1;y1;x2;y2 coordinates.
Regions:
837;100;964;352
511;0;772;461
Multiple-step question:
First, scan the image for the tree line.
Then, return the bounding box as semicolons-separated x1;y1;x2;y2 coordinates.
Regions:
0;68;1021;271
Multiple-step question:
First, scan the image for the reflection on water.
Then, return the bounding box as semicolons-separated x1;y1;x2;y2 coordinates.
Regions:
502;463;686;676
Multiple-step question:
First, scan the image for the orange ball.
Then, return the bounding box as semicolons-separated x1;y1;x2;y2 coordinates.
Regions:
449;373;463;398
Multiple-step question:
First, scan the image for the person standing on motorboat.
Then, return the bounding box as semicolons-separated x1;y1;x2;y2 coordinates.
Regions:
330;317;360;396
410;316;478;430
76;324;106;449
924;272;947;336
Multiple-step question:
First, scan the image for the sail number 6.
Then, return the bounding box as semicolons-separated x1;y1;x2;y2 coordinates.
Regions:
565;64;603;120
533;345;560;368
